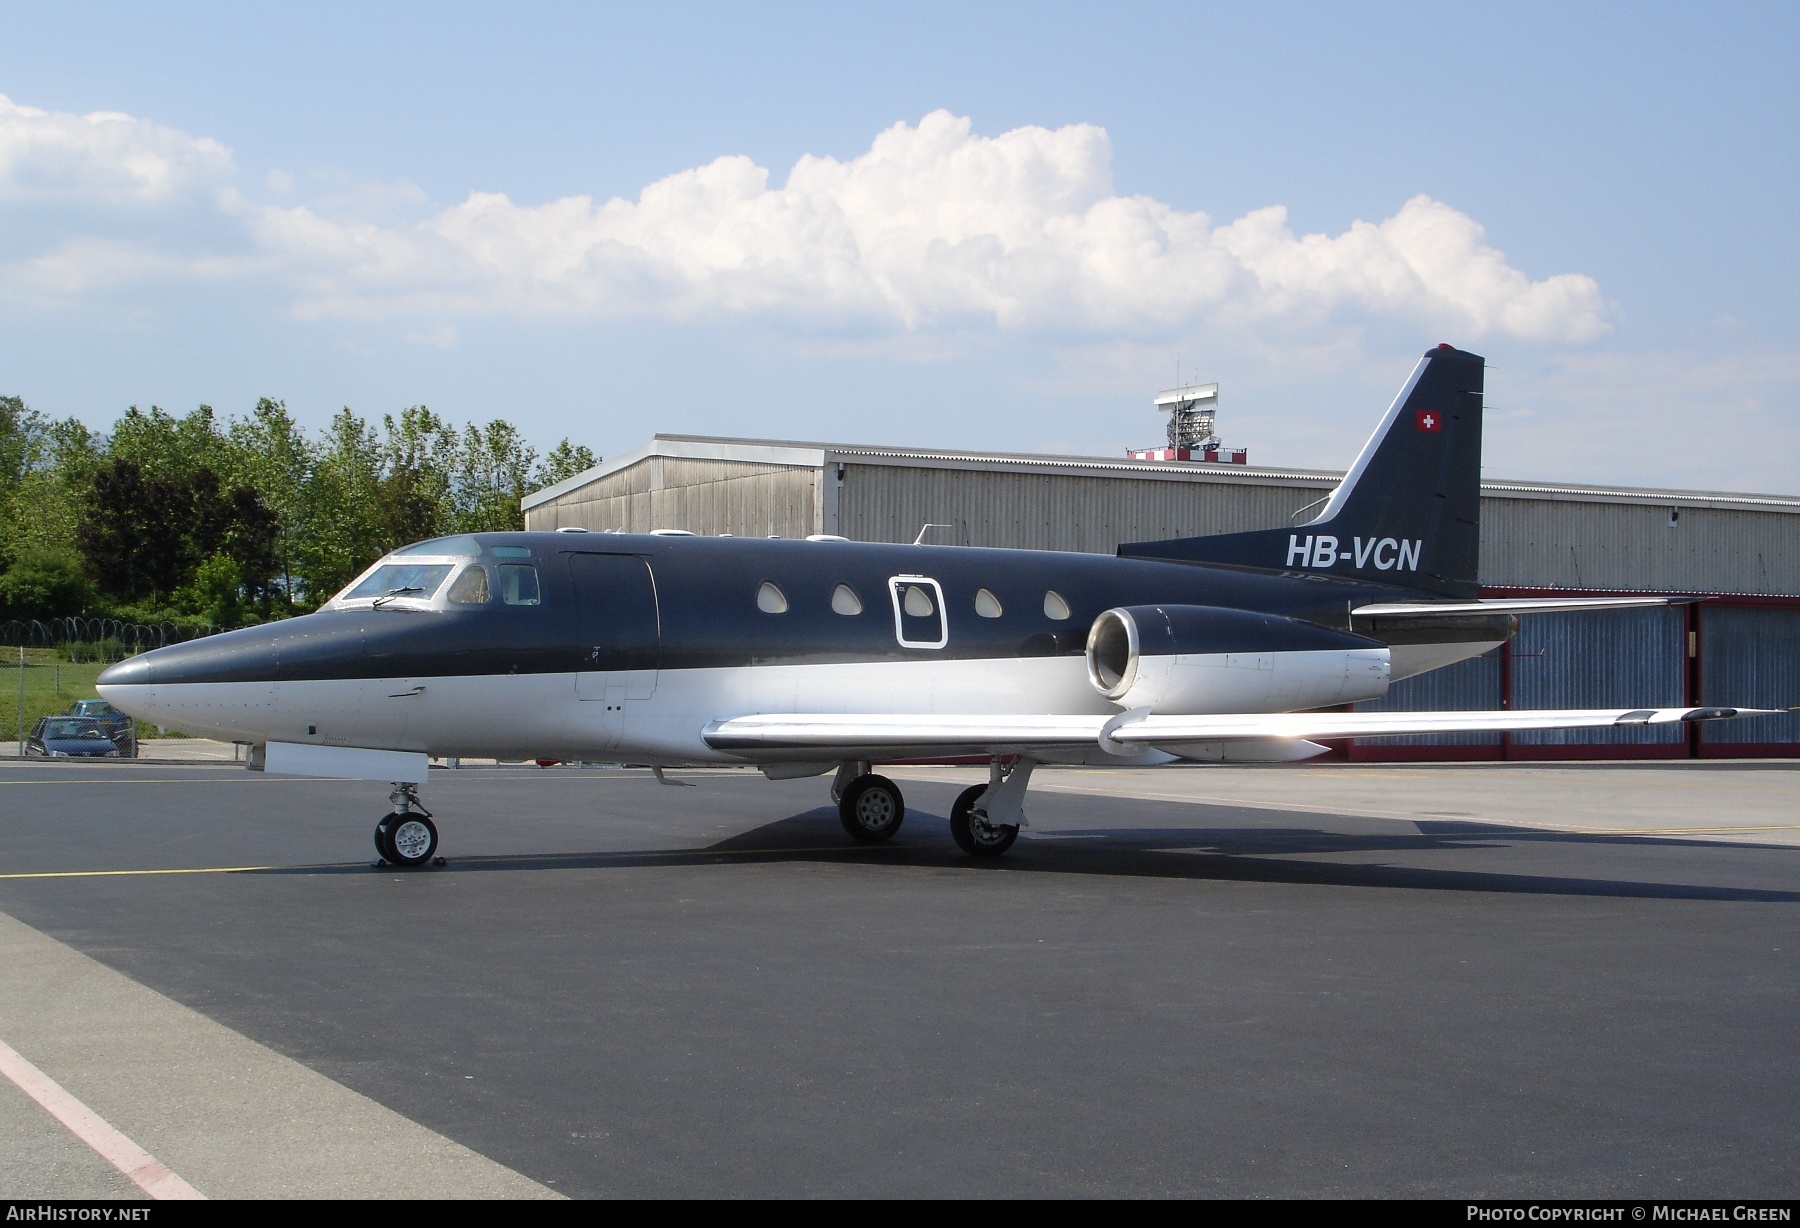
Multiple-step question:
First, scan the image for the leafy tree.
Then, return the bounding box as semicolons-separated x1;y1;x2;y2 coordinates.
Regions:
228;398;313;603
293;408;384;603
174;553;246;627
79;460;196;606
535;439;599;488
191;470;284;616
0;546;92;620
110;405;235;483
454;420;536;532
1;387;598;623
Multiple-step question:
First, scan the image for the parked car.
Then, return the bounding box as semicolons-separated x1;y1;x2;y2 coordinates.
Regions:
66;698;135;756
27;717;122;759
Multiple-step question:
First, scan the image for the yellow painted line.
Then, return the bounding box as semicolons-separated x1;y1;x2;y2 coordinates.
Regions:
0;777;328;786
0;843;904;881
0;865;291;880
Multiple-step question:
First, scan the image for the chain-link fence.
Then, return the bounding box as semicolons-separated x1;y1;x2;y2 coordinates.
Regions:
2;619;226;759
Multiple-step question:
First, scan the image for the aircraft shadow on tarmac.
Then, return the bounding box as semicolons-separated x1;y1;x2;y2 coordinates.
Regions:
268;805;1800;904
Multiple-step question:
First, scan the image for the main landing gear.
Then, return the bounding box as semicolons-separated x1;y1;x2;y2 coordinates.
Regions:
375;781;440;868
949;757;1037;858
828;757;1037;858
833;760;906;842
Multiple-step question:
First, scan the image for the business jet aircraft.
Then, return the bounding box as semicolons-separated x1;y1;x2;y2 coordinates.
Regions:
97;345;1768;867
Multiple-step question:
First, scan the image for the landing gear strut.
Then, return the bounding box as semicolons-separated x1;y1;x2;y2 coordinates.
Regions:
835;761;905;842
950;757;1036;857
375;782;439;868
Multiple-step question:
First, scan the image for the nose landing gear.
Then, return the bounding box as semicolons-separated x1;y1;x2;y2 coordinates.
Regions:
375;781;440;868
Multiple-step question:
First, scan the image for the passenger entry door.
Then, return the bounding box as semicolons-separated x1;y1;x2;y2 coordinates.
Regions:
889;575;948;649
568;554;661;746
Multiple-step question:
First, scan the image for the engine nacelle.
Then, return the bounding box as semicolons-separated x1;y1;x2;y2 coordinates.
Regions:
1085;605;1390;715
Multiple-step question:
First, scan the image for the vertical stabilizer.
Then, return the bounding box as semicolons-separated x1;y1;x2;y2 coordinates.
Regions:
1117;345;1485;597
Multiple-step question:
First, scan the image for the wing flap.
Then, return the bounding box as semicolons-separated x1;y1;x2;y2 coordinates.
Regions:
1352;596;1691;617
703;707;1773;758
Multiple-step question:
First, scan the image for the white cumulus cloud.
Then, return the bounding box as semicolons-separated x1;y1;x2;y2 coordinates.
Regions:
0;98;1609;344
0;92;232;204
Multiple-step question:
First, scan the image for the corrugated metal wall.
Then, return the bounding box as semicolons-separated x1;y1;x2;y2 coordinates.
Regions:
1482;498;1800;595
831;465;1800;595
523;457;820;539
1511;607;1686;745
835;464;1323;552
1701;607;1800;745
1353;652;1503;746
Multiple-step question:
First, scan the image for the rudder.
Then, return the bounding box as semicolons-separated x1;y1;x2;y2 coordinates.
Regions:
1118;344;1485;597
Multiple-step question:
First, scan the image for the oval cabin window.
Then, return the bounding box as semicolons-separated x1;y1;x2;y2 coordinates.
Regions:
1043;590;1071;620
831;584;863;615
903;585;935;617
974;588;1003;618
757;581;789;614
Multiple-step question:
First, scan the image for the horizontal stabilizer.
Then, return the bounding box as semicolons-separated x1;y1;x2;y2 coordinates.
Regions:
703;707;1772;760
1352;596;1694;617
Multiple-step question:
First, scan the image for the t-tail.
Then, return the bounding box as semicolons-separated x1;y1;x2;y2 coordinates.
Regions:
1118;343;1484;598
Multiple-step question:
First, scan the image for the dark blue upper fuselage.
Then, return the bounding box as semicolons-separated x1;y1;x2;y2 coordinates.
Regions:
100;531;1475;688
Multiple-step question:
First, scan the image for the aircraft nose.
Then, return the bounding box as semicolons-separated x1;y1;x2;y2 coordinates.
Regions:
96;655;153;687
98;622;285;689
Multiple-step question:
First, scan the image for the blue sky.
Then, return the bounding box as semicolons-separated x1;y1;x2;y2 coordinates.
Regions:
0;1;1794;491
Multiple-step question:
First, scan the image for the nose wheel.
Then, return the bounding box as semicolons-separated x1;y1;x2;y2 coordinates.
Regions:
375;782;440;868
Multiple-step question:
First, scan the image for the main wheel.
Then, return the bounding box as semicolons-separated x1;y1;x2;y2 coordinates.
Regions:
375;812;439;867
838;774;905;842
950;784;1018;857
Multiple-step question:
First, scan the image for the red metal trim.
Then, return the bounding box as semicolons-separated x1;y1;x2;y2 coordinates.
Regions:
1479;586;1800;608
1502;742;1687;761
1346;743;1504;762
1696;743;1800;759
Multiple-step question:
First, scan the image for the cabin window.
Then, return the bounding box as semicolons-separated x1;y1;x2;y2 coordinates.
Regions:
831;584;863;615
1043;590;1071;620
903;585;935;617
975;588;1003;618
757;581;789;614
446;564;490;605
497;564;541;606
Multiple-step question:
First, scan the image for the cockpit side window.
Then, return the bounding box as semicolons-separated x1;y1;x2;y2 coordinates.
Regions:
497;564;541;606
446;564;490;604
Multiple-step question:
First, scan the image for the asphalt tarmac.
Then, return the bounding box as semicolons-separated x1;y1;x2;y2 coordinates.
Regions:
0;759;1796;1198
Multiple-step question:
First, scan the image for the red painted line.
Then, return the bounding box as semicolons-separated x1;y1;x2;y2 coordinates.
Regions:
0;1036;204;1200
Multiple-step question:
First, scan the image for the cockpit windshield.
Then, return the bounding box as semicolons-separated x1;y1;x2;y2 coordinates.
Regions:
341;563;455;603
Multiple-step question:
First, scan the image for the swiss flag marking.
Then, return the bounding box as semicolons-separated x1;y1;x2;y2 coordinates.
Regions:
1415;410;1442;432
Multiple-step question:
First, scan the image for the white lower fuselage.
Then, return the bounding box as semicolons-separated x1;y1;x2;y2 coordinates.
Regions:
100;638;1469;767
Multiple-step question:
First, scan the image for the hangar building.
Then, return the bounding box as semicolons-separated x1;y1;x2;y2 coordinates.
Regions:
522;434;1800;760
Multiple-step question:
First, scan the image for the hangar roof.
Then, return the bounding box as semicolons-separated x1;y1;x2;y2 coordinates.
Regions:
523;433;1800;516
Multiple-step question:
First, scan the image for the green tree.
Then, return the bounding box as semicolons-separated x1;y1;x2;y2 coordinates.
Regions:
534;439;599;489
78;459;196;607
454;420;536;532
110;405;235;483
228;398;313;604
293;408;384;603
0;546;92;621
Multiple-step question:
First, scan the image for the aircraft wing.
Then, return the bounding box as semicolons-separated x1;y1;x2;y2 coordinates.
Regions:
1352;596;1691;617
702;706;1773;758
